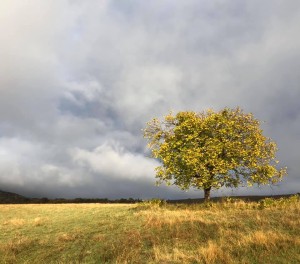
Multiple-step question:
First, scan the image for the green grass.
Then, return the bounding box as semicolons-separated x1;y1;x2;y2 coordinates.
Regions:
1;197;300;263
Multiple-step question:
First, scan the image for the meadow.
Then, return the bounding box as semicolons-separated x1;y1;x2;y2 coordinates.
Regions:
0;196;300;264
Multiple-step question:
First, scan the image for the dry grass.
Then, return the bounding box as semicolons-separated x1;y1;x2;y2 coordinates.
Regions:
0;198;300;263
3;218;26;227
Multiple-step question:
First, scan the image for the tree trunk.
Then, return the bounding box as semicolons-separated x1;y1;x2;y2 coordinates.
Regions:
204;187;211;202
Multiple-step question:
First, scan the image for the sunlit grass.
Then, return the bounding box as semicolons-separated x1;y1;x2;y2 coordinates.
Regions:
0;197;300;263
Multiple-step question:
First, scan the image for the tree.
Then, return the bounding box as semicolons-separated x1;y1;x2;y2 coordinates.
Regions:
143;107;287;201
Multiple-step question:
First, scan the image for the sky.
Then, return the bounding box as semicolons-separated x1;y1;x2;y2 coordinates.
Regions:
0;0;299;199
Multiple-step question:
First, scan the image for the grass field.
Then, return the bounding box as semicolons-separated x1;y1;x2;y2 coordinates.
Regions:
1;197;300;264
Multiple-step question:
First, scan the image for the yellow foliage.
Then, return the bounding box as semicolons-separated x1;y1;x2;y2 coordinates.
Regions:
144;107;287;198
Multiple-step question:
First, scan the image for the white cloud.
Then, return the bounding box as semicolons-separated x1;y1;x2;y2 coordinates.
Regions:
72;142;158;181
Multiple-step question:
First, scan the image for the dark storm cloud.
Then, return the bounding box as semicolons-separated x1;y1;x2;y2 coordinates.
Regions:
0;0;299;199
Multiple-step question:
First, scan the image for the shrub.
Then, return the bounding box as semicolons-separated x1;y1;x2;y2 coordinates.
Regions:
137;198;167;209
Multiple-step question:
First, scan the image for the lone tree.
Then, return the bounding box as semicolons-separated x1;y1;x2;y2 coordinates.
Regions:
144;107;287;201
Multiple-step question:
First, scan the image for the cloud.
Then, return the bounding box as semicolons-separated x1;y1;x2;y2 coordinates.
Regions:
0;0;299;198
72;142;158;181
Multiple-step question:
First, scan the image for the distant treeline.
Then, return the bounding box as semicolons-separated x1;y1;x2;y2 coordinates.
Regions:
0;197;143;204
1;189;299;204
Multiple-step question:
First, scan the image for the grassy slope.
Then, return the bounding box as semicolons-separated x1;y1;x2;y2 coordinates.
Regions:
0;199;300;264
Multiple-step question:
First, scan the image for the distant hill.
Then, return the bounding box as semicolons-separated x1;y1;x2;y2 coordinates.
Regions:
0;189;30;204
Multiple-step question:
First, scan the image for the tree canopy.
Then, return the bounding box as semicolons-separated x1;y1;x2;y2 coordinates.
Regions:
144;107;287;201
